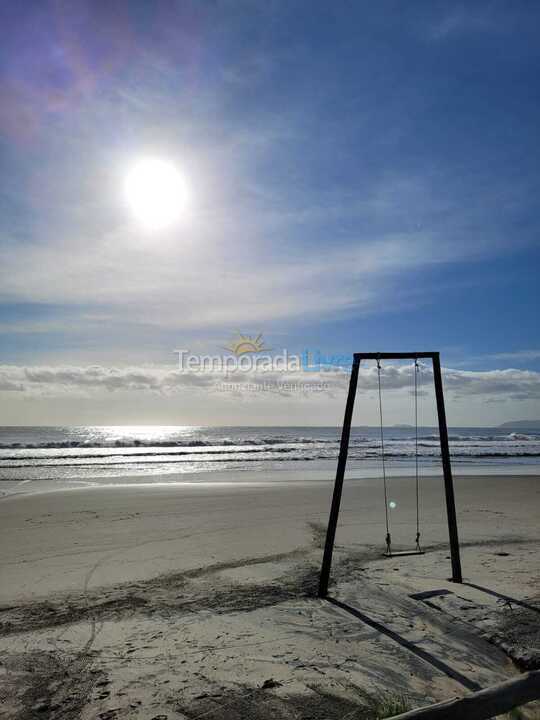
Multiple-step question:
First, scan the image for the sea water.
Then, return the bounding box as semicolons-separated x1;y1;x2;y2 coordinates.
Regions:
0;426;538;487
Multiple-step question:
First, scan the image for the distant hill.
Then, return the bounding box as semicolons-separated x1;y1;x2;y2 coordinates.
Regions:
498;420;540;429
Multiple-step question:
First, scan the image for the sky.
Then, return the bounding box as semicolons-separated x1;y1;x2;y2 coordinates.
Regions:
0;0;539;426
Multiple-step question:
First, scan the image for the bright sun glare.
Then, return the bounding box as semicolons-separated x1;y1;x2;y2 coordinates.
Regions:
124;157;189;230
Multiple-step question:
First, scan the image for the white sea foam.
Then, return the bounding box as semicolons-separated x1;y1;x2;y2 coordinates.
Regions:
0;426;538;481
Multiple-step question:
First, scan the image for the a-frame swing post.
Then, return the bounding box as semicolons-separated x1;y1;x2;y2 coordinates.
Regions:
318;355;360;598
432;352;463;583
319;351;463;595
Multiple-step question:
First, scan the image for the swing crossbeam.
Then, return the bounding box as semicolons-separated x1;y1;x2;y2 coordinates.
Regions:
345;352;437;360
318;351;462;598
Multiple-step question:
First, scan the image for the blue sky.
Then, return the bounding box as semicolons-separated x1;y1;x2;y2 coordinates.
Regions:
0;1;539;424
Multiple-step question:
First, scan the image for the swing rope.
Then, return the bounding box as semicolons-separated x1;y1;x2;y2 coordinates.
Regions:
378;357;423;556
376;358;391;555
414;359;422;552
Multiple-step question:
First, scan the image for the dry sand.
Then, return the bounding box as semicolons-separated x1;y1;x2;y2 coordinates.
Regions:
0;472;539;719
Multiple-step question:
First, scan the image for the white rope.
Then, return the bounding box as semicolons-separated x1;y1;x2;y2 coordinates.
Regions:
376;358;391;554
414;359;421;551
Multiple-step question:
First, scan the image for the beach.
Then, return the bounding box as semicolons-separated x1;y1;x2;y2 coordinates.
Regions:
1;469;539;719
3;0;540;714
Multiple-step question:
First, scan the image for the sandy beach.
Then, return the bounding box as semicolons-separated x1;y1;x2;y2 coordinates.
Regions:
3;0;540;714
1;471;539;719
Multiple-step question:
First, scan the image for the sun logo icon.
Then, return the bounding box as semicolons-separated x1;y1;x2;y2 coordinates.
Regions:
224;332;271;356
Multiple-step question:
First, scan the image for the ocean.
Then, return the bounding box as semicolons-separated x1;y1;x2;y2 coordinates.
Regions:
1;426;539;487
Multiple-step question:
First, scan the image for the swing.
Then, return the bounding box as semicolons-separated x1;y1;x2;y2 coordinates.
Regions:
377;357;425;558
319;351;462;599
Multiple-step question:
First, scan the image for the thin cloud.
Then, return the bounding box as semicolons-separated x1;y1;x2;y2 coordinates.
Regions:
0;166;508;335
426;5;510;40
490;350;540;362
453;350;540;367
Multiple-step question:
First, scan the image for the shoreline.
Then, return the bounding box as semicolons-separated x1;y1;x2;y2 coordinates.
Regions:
1;459;539;501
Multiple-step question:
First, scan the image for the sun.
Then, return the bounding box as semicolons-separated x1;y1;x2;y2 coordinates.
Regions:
124;157;189;230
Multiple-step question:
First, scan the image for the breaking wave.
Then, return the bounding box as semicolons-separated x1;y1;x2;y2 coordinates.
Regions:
0;425;539;479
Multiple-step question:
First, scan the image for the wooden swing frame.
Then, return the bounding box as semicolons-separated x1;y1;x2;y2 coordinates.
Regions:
318;352;463;598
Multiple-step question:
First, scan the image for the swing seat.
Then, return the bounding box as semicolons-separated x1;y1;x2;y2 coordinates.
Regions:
383;549;425;557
